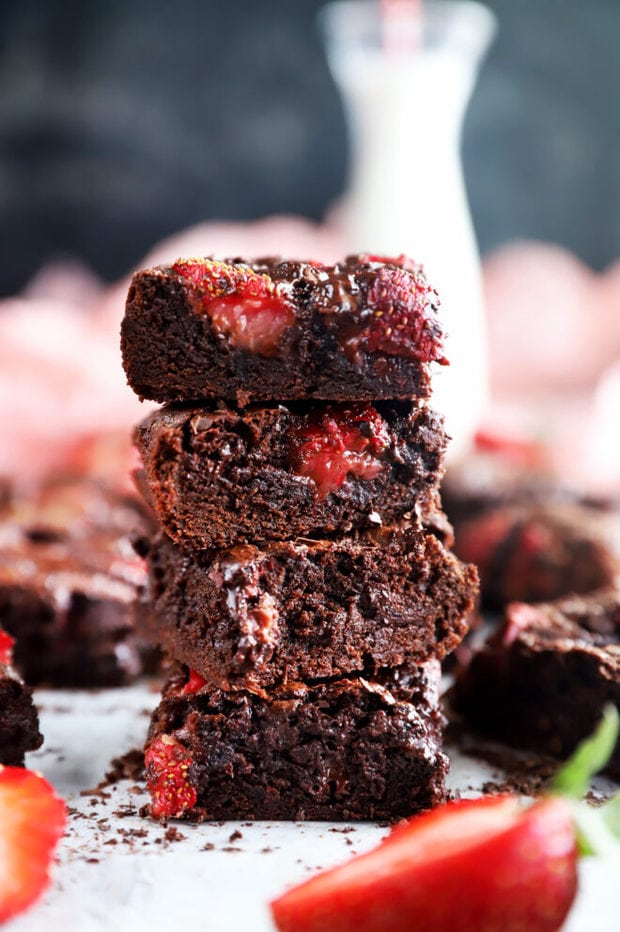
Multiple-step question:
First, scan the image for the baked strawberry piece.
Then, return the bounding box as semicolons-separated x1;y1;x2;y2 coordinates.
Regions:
140;526;477;694
0;628;42;766
452;587;620;777
121;255;446;405
0;476;154;687
144;661;447;821
134;399;448;550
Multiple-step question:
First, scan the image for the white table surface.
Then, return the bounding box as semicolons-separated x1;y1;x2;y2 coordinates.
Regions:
8;683;619;932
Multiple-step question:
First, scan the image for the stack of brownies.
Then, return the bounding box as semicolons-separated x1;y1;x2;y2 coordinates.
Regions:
121;254;478;821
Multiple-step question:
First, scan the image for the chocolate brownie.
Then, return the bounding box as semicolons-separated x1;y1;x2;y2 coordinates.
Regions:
142;526;478;693
145;661;447;821
0;477;154;687
452;588;620;778
0;629;42;765
121;255;447;405
135;399;448;549
453;502;620;609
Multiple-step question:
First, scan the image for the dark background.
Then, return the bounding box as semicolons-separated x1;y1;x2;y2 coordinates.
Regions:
0;0;618;295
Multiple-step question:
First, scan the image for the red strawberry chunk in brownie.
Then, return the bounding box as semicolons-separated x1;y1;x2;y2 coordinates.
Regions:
356;266;446;363
289;403;390;498
173;258;295;357
0;630;14;665
144;734;197;820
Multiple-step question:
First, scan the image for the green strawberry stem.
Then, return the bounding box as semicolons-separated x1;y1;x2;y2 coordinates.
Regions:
548;704;620;861
551;704;619;798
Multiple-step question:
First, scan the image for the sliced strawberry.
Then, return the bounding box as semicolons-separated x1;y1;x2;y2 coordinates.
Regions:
173;258;294;356
0;629;15;665
0;767;66;924
289;403;390;498
144;735;197;820
271;795;577;932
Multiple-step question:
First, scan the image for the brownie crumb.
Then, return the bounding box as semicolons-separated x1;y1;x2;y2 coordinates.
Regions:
228;830;243;843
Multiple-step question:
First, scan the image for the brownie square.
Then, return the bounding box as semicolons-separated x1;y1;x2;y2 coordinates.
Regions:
142;526;477;693
453;502;620;609
0;477;153;687
145;661;447;821
452;588;620;778
0;629;42;766
121;255;446;405
135;399;448;550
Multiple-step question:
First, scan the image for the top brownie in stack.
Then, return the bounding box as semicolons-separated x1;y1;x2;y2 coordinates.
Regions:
121;255;446;405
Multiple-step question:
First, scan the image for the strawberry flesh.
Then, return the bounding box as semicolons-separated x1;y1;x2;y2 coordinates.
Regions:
271;795;577;932
354;266;446;363
173;258;294;357
0;630;14;665
289;403;390;498
0;767;66;924
144;735;197;820
179;668;208;696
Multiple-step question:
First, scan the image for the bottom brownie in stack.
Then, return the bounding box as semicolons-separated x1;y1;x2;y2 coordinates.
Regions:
145;661;447;821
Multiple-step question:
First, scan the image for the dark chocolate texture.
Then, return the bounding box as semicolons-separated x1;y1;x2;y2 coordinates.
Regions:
452;588;620;778
146;662;447;821
143;526;478;693
135;399;448;549
0;658;42;766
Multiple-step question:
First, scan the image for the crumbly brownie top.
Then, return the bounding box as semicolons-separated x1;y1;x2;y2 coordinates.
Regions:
498;588;620;658
168;255;446;364
0;478;148;602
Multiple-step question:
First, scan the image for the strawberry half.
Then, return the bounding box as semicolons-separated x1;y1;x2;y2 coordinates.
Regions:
0;767;66;924
271;795;577;932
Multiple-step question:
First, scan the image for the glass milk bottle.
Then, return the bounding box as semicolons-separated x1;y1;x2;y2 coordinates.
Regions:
320;0;496;458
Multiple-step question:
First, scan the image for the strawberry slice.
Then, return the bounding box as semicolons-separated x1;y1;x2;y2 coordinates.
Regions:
0;767;66;924
271;795;577;932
